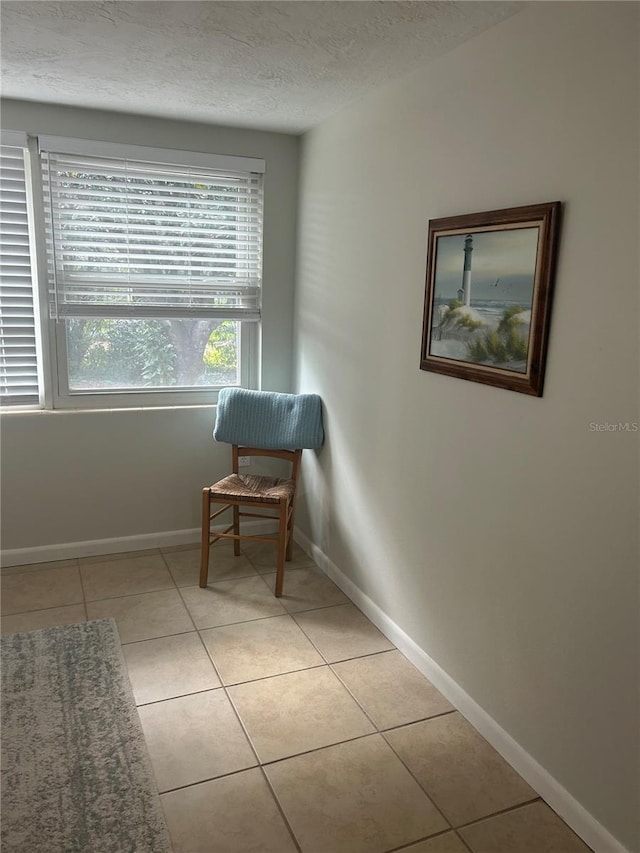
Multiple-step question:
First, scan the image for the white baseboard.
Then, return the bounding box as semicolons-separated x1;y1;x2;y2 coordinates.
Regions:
1;519;278;567
293;527;630;853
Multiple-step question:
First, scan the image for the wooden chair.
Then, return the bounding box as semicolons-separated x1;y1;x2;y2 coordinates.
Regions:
200;388;324;597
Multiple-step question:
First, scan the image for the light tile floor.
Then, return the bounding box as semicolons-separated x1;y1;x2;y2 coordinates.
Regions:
1;540;593;853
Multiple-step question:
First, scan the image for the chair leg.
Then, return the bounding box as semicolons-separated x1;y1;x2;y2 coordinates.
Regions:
286;497;297;561
233;505;240;556
274;499;288;597
199;488;211;588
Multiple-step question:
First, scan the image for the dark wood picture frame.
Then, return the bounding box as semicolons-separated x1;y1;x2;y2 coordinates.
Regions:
420;201;561;396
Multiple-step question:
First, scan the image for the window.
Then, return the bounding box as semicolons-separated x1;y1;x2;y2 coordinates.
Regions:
0;132;40;407
39;137;264;407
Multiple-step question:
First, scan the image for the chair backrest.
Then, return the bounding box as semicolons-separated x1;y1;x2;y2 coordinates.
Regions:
214;388;324;451
231;445;302;481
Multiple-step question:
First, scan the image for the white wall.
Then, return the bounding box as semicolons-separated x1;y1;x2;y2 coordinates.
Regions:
0;101;299;553
294;4;639;851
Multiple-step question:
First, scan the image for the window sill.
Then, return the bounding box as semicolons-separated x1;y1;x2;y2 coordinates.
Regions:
0;402;218;416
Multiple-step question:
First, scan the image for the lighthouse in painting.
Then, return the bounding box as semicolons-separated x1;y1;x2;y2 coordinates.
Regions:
460;234;474;306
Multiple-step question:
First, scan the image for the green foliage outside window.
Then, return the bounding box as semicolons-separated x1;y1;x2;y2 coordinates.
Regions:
67;318;238;389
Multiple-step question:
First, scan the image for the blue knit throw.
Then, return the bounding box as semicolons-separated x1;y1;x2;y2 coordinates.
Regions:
214;388;324;450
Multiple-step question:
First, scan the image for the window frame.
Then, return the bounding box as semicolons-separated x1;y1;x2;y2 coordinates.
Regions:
20;135;265;410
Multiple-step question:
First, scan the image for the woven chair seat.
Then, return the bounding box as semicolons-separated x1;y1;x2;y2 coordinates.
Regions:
208;473;296;504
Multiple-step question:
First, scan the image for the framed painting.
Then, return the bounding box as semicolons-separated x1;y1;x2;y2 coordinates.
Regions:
420;201;561;396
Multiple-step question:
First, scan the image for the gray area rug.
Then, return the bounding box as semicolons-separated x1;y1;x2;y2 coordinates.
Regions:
1;618;172;852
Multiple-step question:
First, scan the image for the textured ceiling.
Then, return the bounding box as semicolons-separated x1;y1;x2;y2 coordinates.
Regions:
1;1;520;134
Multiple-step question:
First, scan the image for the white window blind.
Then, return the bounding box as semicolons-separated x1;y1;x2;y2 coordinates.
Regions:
0;137;39;406
40;144;264;321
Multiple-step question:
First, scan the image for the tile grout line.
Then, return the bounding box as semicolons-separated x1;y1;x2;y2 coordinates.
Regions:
1;561;85;620
454;829;476;853
157;762;260;796
176;593;359;634
328;655;460;735
158;549;182;591
192;622;225;688
77;560;90;622
216;660;330;691
155;749;303;852
84;582;177;606
381;727;455;833
257;765;304;853
1;598;85;620
289;602;369;666
327;659;385;731
174;584;204;636
120;628;197;645
383;825;465;852
255;728;399;770
135;685;223;708
203;640;309;851
380;728;547;840
380;708;459;732
1;557;81;577
78;548;162;566
220;673;266;767
453;795;543;832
